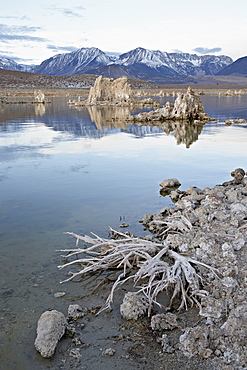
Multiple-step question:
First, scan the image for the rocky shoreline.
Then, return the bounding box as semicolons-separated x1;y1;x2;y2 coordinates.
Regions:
34;169;247;369
140;168;247;368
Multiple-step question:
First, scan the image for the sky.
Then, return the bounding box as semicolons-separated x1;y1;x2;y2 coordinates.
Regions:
0;0;246;65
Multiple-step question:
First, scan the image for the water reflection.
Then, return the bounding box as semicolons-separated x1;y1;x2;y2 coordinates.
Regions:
34;103;46;116
87;105;130;130
85;105;204;147
1;96;247;369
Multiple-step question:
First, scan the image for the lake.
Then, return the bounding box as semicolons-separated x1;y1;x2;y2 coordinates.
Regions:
0;93;247;368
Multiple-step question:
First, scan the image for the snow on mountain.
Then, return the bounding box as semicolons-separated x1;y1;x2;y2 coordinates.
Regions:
1;47;234;79
216;56;247;76
117;47;172;68
167;53;233;75
34;47;115;76
0;56;34;72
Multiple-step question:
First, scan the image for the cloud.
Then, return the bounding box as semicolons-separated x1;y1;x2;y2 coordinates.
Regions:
172;49;184;54
0;23;47;43
0;15;30;21
46;6;85;18
0;23;42;34
0;52;34;63
193;47;222;54
0;34;47;42
47;44;78;53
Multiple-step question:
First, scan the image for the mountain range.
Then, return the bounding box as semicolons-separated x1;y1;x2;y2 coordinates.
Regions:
0;47;246;82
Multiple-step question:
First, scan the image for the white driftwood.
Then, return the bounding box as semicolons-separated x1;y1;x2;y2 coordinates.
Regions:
57;228;219;315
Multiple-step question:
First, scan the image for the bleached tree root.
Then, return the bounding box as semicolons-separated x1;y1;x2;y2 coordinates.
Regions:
57;228;219;315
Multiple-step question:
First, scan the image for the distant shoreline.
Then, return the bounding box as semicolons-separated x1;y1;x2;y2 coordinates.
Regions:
1;85;247;100
1;68;247;98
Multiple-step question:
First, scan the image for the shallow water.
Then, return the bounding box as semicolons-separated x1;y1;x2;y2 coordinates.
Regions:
0;94;247;369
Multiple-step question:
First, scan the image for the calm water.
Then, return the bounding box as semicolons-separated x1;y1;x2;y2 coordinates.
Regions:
0;94;247;368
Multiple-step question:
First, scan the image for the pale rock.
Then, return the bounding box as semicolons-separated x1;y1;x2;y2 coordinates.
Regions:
132;87;212;122
233;235;246;251
69;348;82;360
230;202;247;214
151;313;180;330
68;304;86;320
34;89;45;103
120;292;149;320
34;310;67;358
243;178;247;186
199;297;223;319
221;304;247;340
233;119;247;124
157;334;175;353
102;348;116;357
86;75;132;105
171;86;206;120
221;277;238;288
179;326;211;359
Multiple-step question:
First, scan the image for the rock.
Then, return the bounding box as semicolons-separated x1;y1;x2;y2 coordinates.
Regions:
233;118;246;124
199;297;223;319
140;167;247;367
151;313;180;330
119;223;129;228
160;178;181;188
54;292;66;298
159;178;181;196
34;310;67;358
179;326;212;359
34;89;45;103
102;348;116;357
69;348;82;360
86;75;132;105
66;323;76;337
157;334;175;353
120;292;149;320
68;304;87;320
221;304;247;339
131;87;212;122
230;168;246;183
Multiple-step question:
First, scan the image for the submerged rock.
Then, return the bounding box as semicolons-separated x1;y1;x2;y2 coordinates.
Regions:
34;310;67;358
159;178;181;196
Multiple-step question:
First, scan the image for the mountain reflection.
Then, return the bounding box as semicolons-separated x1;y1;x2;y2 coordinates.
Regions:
85;106;203;147
1;102;204;147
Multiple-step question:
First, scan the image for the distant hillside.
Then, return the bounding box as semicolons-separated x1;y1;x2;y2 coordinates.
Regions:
0;68;160;90
217;56;247;76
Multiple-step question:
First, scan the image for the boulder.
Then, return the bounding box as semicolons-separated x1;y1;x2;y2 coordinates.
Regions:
159;178;181;196
160;178;181;188
34;310;67;358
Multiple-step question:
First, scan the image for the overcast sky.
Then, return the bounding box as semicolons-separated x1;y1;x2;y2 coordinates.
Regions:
0;0;246;65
